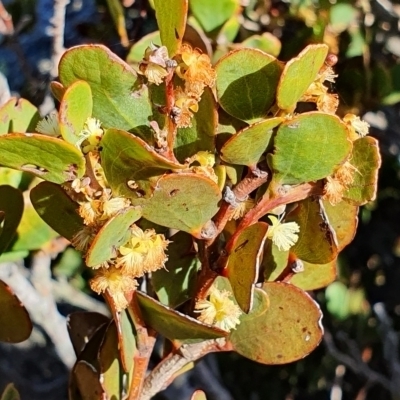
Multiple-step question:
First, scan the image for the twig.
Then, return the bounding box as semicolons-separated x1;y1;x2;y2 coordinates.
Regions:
0;258;75;368
126;292;157;400
140;339;230;400
50;0;70;78
0;0;13;35
323;329;391;390
206;168;269;246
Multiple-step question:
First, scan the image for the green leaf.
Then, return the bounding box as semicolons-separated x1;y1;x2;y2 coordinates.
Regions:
152;231;200;308
69;325;108;400
175;87;216;162
289;259;337;291
0;168;24;188
100;128;184;199
0;98;40;135
0;133;85;183
137;173;221;238
288;197;338;264
116;309;137;373
105;0;129;47
136;292;228;343
215;49;282;122
277;44;328;110
59;80;93;145
74;361;104;400
191;390;207;400
230;282;323;364
0;185;24;256
1;383;20;400
241;33;282;57
59;45;153;140
50;81;65;102
268;112;352;185
343;136;381;205
220;117;282;167
263;241;289;281
0;280;32;343
126;31;162;64
30;181;85;241
226;222;269;313
154;0;188;57
190;0;239;32
322;200;358;251
86;207;142;267
98;322;121;399
11;192;58;251
67;311;110;356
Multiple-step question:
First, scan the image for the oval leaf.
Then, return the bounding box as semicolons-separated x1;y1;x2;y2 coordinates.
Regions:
226;222;269;313
138;173;221;237
30;181;85;241
191;390;207;400
0;280;32;343
136;292;227;343
288;197;338;264
269;112;352;185
98;322;121;399
153;0;188;57
215;49;282;122
0;133;85;183
343;136;381;205
59;45;153;140
175;87;216;163
152;231;200;308
0;185;24;256
100;128;184;199
1;383;20;400
50;81;65;102
74;360;104;400
11;191;58;252
116;309;137;373
277;44;328;110
322;200;358;251
289;259;337;291
59;80;93;145
230;282;323;364
221;117;282;166
190;0;238;32
0;98;40;135
86;206;142;267
67;311;110;356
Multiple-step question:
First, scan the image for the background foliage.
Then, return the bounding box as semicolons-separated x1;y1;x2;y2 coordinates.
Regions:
0;0;400;399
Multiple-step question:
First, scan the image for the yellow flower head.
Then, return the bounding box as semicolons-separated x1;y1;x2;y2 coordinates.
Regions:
172;87;199;128
138;44;170;85
267;215;300;251
90;266;138;311
78;199;102;225
36;112;61;137
195;286;242;331
343;113;370;141
117;225;169;277
71;225;97;252
176;44;216;99
229;198;255;220
101;196;131;219
76;117;104;154
323;161;358;205
323;176;346;205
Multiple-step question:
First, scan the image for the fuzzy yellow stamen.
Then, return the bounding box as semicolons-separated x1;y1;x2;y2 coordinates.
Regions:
267;215;300;251
195;286;242;331
90;266;137;311
36;112;61;137
117;225;169;276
